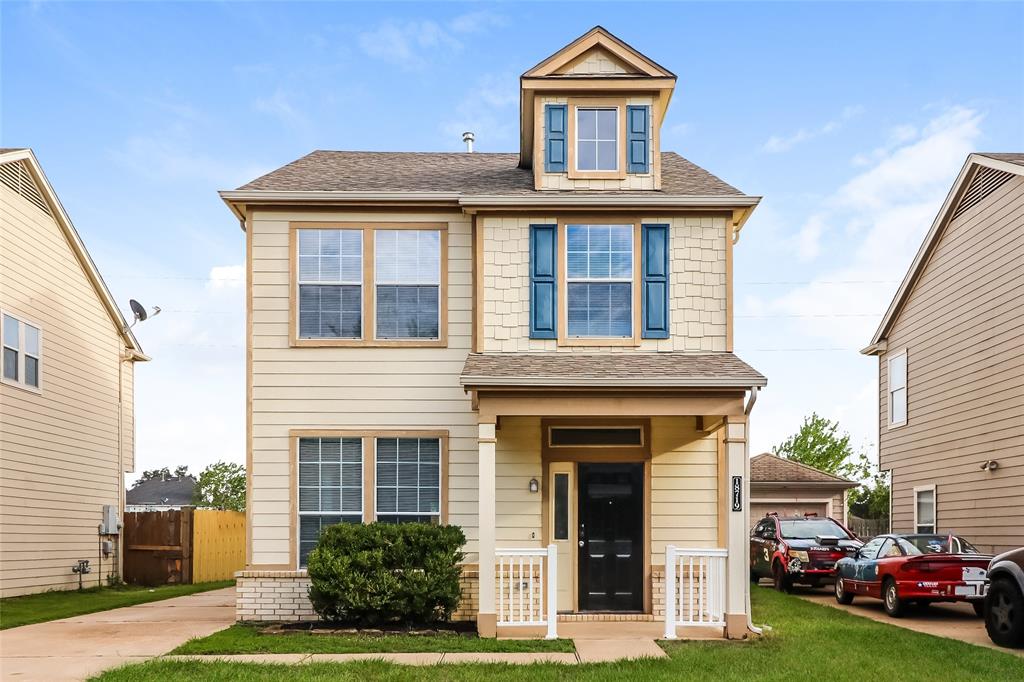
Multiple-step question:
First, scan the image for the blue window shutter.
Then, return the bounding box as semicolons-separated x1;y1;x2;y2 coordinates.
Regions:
530;224;557;339
544;105;567;173
627;105;650;174
642;224;669;339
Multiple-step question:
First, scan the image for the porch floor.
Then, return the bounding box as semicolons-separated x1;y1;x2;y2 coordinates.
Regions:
497;620;725;641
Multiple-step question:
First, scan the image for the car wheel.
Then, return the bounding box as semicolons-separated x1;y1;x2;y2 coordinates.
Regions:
835;577;854;605
883;578;904;618
972;600;985;618
773;561;792;593
985;578;1024;648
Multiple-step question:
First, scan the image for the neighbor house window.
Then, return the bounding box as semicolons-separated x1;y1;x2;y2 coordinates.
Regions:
375;437;441;523
567;224;633;337
914;486;935;534
374;230;441;339
576;108;618;171
297;229;363;339
297;437;363;566
888;351;907;426
1;312;40;390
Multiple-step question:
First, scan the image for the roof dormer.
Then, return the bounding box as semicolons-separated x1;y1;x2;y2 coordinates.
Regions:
519;27;677;191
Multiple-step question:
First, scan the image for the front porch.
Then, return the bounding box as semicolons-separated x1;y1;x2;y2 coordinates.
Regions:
460;352;766;640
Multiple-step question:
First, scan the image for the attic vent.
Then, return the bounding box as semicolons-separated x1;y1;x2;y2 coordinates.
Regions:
0;160;52;217
951;166;1014;221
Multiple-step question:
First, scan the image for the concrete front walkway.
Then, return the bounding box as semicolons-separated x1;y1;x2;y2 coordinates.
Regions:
0;587;236;681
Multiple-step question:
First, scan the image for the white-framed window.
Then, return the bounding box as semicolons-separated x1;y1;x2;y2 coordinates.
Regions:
297;436;363;566
566;224;633;338
297;229;363;339
888;350;907;427
374;230;441;340
375;437;441;523
1;312;41;391
575;107;618;172
914;485;936;534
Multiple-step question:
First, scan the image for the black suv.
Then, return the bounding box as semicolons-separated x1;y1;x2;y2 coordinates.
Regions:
985;547;1024;648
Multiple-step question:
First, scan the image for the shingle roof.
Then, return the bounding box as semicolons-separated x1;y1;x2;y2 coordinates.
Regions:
977;152;1024;166
459;352;766;388
126;476;196;506
238;151;744;197
750;453;856;486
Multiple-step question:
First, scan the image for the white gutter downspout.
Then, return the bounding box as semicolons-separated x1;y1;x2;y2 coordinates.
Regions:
744;387;765;636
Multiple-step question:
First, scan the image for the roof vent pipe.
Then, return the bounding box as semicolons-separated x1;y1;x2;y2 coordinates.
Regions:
462;131;475;153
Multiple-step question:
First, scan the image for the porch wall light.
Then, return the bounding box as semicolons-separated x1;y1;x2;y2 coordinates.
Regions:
528;478;539;494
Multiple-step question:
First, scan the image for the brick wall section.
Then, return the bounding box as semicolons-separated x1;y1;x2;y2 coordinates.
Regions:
452;568;479;621
482;215;727;353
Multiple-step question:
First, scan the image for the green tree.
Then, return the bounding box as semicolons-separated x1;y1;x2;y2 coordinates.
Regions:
137;466;191;482
192;461;246;511
772;413;871;481
849;473;891;519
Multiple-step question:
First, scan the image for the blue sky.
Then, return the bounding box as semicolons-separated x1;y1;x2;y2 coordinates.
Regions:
3;2;1022;480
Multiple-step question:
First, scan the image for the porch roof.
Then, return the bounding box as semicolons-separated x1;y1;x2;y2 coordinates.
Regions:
459;352;766;389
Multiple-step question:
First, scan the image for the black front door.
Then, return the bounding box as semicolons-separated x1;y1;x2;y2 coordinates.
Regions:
578;463;643;611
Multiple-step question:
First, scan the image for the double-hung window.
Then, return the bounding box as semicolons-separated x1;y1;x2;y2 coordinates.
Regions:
576;108;618;172
567;224;633;338
297;436;363;566
375;437;441;524
298;229;362;339
914;486;935;534
375;230;441;339
888;351;907;427
1;313;41;390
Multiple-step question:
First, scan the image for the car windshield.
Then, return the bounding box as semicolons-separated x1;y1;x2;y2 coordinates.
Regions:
904;535;981;554
779;519;848;540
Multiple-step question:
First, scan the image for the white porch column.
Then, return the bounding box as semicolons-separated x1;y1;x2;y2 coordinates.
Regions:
724;416;749;639
477;420;497;637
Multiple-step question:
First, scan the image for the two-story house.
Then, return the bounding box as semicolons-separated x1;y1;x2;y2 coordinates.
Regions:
222;27;766;639
863;152;1023;554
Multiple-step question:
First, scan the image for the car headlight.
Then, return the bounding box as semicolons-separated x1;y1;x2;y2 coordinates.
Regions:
788;550;809;562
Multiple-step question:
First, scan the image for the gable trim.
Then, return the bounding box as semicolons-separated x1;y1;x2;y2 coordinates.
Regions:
863;153;1024;353
522;26;676;79
0;149;144;355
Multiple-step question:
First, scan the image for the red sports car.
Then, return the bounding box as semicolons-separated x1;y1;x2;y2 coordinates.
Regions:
834;534;992;617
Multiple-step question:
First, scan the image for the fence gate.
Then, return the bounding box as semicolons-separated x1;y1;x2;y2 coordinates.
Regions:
123;508;193;586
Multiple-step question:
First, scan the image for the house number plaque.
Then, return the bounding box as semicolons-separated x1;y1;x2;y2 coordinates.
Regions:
731;476;743;512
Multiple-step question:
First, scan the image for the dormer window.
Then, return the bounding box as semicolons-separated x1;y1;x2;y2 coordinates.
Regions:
576;108;618;172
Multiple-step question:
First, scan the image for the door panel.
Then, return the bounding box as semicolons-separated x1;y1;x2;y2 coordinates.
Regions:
578;463;643;611
549;463;575;611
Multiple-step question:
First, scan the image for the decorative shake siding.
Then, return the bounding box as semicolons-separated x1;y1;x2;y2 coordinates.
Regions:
247;210;479;566
559;48;632;75
537;95;656;191
481;215;727;352
0;176;135;597
878;174;1024;554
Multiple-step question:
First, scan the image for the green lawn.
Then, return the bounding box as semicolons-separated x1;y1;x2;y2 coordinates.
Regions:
94;587;1023;681
172;624;575;654
0;580;235;630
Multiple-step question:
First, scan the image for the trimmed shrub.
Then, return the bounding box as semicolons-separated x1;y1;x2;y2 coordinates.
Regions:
306;522;466;625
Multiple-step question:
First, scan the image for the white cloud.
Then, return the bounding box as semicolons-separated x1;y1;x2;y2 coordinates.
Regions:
448;10;506;34
441;72;518;150
254;89;311;134
357;11;505;70
762;105;864;153
665;122;693;139
208;264;245;290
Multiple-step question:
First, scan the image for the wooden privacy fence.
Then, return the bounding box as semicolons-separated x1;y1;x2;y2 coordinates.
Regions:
848;515;888;539
124;507;245;585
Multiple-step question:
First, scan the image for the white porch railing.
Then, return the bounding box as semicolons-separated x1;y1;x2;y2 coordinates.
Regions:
496;545;557;639
664;545;727;638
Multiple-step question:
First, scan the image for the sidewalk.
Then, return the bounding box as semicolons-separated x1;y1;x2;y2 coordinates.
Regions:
0;587;236;681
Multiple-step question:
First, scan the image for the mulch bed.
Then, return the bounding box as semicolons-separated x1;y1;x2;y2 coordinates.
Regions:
261;621;478;637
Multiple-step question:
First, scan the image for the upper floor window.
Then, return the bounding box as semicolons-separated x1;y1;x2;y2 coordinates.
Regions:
292;224;446;347
888;350;907;427
576;108;618;172
567;224;633;338
1;312;41;390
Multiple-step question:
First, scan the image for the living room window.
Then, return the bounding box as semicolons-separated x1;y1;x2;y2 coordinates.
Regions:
888;350;907;427
291;224;447;347
297;436;363;566
566;224;633;338
375;437;441;524
914;485;935;533
1;312;41;390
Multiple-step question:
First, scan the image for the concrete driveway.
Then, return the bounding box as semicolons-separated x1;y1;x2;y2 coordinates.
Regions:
0;587;235;681
794;586;1023;657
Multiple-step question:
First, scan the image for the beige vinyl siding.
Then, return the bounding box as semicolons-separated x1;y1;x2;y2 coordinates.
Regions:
650;417;719;563
494;417;543;547
248;210;476;566
481;215;727;352
0;181;130;597
879;174;1024;554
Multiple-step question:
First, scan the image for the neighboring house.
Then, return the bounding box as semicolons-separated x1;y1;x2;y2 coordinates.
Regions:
126;475;196;512
0;148;148;597
749;453;857;524
222;27;766;638
862;152;1024;555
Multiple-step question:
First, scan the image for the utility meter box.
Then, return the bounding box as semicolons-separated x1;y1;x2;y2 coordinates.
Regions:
101;505;120;535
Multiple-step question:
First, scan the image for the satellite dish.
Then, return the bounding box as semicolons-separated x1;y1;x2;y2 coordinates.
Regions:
130;299;147;323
